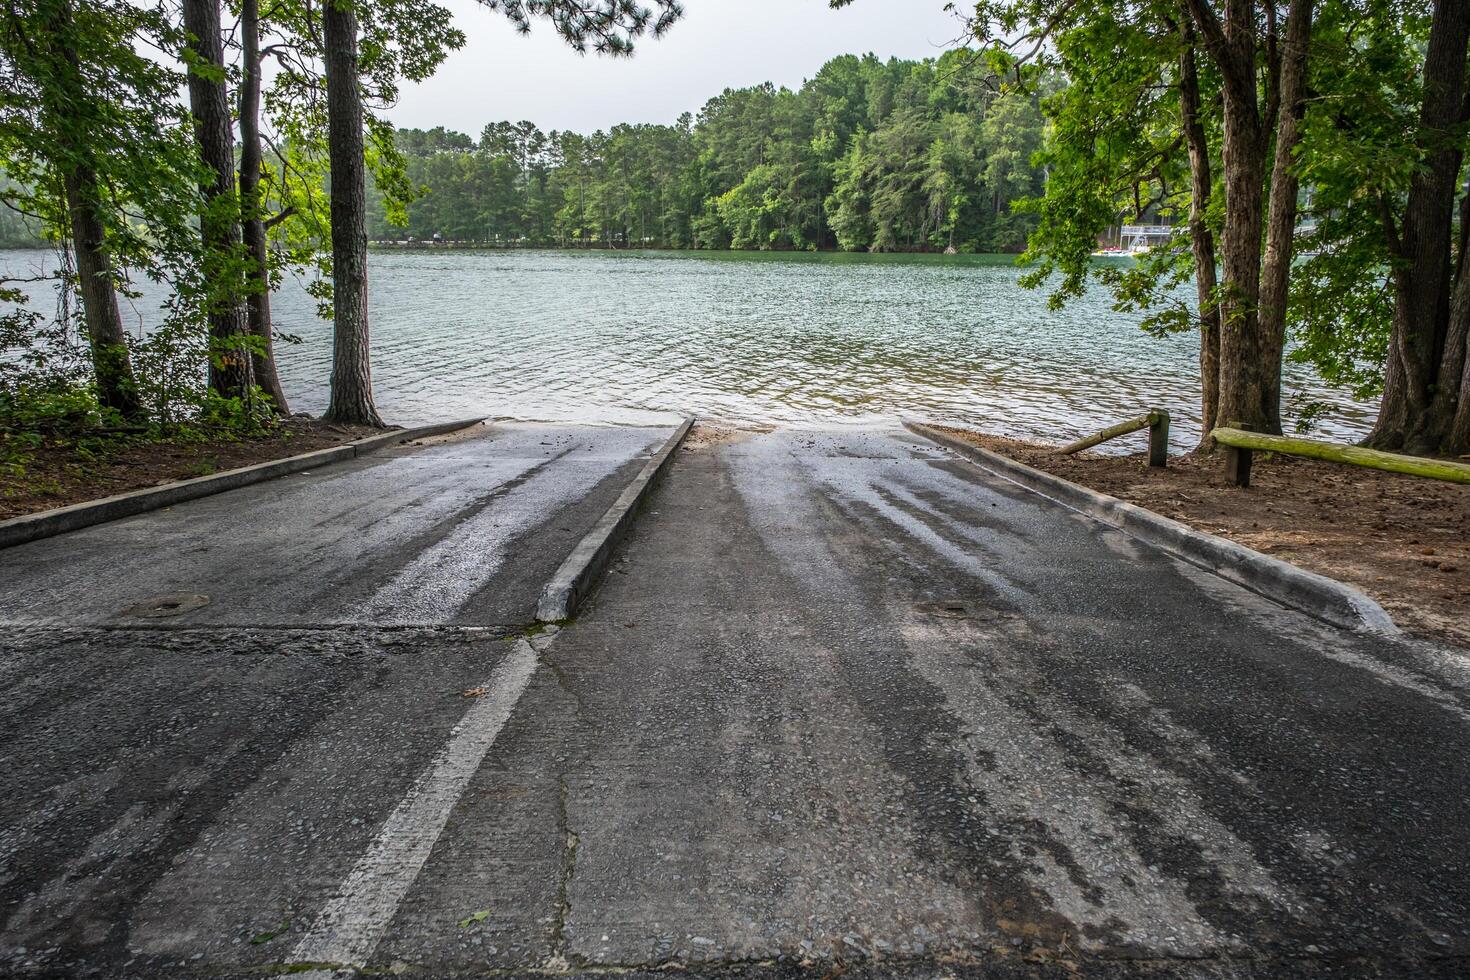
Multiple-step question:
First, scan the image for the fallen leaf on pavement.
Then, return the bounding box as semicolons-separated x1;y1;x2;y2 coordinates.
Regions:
458;909;491;928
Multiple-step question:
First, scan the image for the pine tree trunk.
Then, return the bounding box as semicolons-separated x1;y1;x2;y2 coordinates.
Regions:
1257;0;1313;431
1186;0;1282;434
1368;0;1470;452
63;170;142;420
1214;66;1272;433
1179;18;1221;450
183;0;252;401
238;0;290;415
1434;183;1470;453
322;0;384;427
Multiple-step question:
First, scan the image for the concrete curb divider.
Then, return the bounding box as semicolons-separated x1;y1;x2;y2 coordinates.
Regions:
0;417;486;551
905;421;1399;636
341;417;487;456
537;416;695;623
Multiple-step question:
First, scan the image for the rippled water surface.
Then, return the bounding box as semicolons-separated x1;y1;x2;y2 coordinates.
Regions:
3;248;1371;448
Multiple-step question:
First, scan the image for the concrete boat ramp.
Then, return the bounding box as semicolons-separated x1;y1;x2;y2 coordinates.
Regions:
1;422;1468;979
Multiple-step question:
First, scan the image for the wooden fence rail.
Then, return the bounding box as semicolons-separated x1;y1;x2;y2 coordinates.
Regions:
1211;426;1470;487
1058;409;1170;467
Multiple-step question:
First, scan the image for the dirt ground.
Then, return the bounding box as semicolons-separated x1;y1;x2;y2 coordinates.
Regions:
932;425;1470;650
0;418;382;521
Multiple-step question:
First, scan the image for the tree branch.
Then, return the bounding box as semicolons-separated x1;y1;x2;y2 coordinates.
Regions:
263;205;297;229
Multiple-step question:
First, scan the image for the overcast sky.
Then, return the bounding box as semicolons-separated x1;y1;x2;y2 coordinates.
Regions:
382;0;971;136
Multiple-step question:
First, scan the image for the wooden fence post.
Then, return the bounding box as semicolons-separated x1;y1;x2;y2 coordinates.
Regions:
1147;410;1169;468
1223;420;1253;487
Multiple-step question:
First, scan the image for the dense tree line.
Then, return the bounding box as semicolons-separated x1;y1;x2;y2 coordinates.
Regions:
974;0;1470;456
368;52;1050;253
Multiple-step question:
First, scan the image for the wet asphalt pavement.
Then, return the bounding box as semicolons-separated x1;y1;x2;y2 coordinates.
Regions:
2;426;1468;979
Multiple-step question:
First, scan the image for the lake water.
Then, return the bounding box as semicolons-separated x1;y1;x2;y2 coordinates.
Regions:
1;247;1372;450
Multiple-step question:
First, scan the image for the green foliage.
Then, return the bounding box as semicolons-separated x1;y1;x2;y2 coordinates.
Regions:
367;50;1052;252
0;345;122;478
0;0;273;450
0;371;278;490
0;0;207;289
1286;0;1433;399
0;0;465;483
0;178;44;246
1;267;275;469
997;0;1198;325
973;0;1452;410
1;285;102;482
247;0;467;318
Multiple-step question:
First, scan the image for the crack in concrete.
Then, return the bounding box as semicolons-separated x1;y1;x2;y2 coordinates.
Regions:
544;657;591;719
536;630;589;975
546;770;582;974
0;623;532;636
235;945;1470;978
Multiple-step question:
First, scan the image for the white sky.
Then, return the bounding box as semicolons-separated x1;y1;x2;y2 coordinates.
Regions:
382;0;971;135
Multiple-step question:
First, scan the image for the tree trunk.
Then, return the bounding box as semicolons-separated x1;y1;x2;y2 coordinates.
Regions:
1434;174;1470;453
1214;51;1272;430
182;0;252;401
1257;0;1313;431
322;0;384;426
238;0;290;415
1179;16;1221;450
1439;257;1470;452
1187;0;1284;434
63;170;142;420
1369;0;1470;452
1448;336;1470;453
43;0;141;420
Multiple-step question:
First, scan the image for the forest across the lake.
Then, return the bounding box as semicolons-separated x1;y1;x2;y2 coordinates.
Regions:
364;51;1051;254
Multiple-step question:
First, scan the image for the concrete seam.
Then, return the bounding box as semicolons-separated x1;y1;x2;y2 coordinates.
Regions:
546;770;582;972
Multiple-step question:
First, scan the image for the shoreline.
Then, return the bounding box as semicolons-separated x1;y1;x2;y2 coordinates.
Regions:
365;241;1026;256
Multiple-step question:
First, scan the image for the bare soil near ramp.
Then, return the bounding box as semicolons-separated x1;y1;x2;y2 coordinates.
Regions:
0;417;380;520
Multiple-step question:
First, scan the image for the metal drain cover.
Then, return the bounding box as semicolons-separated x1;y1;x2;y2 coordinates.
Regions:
121;593;210;618
915;599;973;619
914;599;1010;622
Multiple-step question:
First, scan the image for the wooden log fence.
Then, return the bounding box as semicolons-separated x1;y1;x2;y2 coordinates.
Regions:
1211;426;1470;488
1057;409;1170;467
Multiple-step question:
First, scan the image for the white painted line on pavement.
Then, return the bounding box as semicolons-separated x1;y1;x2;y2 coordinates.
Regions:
288;637;541;970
